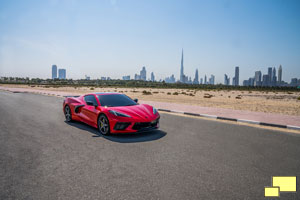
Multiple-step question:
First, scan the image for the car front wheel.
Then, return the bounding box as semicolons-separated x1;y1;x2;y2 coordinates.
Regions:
98;114;110;135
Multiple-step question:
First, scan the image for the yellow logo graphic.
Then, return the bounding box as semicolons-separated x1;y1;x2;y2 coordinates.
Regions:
264;176;297;197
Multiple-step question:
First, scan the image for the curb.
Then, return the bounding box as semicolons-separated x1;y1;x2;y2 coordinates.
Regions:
158;109;300;131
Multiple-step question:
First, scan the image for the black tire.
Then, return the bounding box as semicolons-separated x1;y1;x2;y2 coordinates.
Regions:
98;114;110;135
64;105;72;122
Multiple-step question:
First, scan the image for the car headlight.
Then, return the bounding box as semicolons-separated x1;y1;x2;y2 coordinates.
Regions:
109;110;131;117
153;107;158;115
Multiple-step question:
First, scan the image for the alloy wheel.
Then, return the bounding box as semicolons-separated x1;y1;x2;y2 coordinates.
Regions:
99;115;109;135
65;106;72;122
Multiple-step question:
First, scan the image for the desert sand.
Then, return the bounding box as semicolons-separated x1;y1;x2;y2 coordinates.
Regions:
1;84;300;116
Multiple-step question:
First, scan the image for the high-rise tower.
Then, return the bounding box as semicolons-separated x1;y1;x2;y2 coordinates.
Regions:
151;72;155;82
234;66;239;86
52;65;57;79
278;65;282;84
180;49;184;82
268;67;272;85
140;66;147;81
58;68;66;79
272;67;277;86
193;69;199;84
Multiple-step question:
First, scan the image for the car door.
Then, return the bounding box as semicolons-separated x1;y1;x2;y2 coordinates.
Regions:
81;95;99;126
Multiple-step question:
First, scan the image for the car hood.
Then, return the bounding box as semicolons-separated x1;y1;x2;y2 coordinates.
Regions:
105;104;156;120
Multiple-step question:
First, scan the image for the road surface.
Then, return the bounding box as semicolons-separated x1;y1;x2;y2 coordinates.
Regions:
0;91;299;199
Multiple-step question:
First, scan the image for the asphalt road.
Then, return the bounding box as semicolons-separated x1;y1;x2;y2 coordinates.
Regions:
0;91;300;200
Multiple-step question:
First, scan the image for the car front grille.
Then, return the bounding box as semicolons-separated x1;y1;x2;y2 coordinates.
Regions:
132;118;159;130
114;122;131;130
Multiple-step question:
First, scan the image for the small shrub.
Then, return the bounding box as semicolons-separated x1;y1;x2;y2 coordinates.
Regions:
31;85;35;87
153;91;159;94
173;92;179;95
142;90;152;95
181;92;186;95
297;96;300;101
228;96;231;98
90;87;94;90
189;93;195;96
167;92;171;95
204;94;213;98
287;92;293;94
235;95;242;99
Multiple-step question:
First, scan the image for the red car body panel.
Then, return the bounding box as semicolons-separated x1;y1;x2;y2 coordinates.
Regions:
63;93;160;133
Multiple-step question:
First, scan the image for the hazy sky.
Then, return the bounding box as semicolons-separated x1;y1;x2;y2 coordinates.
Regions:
0;0;300;83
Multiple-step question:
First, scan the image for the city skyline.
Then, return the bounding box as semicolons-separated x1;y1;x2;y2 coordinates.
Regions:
0;0;300;82
49;49;297;86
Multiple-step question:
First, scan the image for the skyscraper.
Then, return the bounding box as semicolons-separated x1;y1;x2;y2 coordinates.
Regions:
272;67;277;86
52;65;57;79
58;69;66;79
180;49;184;82
204;75;207;84
140;66;146;81
254;71;262;86
268;67;272;86
234;66;239;86
278;65;282;84
209;75;215;85
224;74;230;85
188;76;192;84
151;72;155;82
262;74;269;86
193;69;199;84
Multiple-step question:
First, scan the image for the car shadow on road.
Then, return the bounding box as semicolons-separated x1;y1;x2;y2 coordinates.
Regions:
65;121;167;143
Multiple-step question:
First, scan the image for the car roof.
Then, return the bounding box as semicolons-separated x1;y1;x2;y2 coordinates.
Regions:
94;92;121;95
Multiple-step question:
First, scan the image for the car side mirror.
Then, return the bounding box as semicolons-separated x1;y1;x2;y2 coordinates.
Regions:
133;98;138;103
86;101;94;106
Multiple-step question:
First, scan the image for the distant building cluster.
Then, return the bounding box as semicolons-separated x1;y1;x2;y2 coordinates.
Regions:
85;75;90;80
52;65;66;79
100;77;111;81
47;50;299;87
177;49;215;85
243;65;286;87
165;74;175;83
134;66;147;81
122;75;130;80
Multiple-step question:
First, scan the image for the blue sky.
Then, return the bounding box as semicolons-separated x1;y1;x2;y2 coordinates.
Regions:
0;0;299;83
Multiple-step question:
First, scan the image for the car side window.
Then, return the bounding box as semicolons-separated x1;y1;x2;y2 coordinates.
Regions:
84;95;98;106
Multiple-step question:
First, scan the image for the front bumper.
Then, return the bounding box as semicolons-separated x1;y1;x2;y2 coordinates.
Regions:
110;116;160;134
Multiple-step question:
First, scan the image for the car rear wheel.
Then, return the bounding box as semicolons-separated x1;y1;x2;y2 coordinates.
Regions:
98;114;110;135
64;105;72;122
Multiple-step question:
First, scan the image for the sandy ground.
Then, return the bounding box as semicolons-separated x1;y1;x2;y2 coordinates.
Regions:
1;84;300;116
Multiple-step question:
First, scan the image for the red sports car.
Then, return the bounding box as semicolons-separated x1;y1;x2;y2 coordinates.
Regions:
63;93;160;135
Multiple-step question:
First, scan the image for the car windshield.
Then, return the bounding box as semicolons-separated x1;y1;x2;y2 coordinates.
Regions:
97;94;137;107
